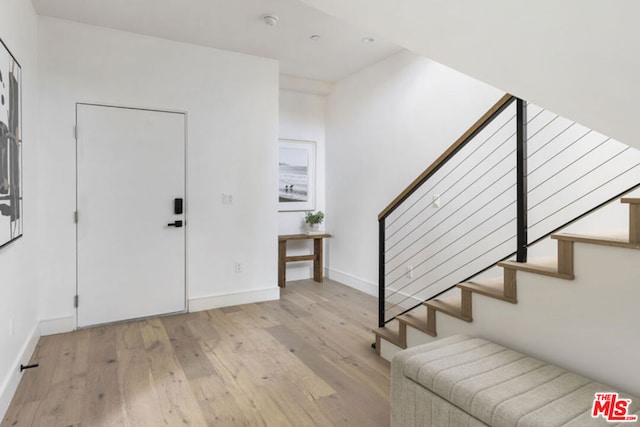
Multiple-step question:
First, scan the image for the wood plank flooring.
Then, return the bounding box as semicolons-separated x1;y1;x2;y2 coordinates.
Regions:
2;279;390;427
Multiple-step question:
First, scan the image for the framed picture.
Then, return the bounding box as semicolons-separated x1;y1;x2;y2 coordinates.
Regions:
278;139;315;212
0;38;22;249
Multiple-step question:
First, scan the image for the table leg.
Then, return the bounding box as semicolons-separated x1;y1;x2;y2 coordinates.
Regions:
278;240;287;287
313;238;323;283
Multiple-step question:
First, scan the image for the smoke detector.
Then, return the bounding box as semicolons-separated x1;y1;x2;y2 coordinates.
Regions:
263;15;279;27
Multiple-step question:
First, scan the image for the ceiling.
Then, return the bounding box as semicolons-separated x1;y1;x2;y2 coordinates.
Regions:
30;0;402;83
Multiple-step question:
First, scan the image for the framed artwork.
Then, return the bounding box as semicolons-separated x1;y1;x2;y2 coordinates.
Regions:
278;139;315;212
0;38;22;249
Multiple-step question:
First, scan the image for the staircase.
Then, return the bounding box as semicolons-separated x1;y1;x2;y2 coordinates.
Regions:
372;95;640;395
374;197;640;357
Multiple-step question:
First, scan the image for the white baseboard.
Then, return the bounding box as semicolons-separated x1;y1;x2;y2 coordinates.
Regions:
40;316;75;336
188;287;280;312
386;287;424;308
0;323;40;421
326;267;377;297
325;268;424;306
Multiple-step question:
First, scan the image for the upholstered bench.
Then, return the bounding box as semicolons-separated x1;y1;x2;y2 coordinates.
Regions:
391;335;640;427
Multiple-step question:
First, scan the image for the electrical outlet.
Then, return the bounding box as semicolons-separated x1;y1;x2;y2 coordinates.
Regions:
432;194;441;208
222;193;233;205
234;262;242;273
405;265;413;279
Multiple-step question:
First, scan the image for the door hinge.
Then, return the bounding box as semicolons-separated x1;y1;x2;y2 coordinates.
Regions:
74;295;78;308
74;125;78;139
74;211;79;223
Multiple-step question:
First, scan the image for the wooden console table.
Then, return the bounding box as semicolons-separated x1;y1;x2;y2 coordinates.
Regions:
278;233;332;288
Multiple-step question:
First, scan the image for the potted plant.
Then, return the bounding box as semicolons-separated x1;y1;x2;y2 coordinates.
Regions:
304;211;324;234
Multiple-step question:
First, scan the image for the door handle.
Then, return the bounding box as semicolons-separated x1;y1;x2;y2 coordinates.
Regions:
167;220;183;228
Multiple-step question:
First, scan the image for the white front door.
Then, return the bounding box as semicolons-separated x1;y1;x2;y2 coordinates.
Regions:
76;104;186;327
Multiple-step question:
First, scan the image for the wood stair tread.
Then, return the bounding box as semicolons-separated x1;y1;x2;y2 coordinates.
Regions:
424;292;472;322
397;312;436;337
372;326;406;349
458;277;517;303
498;257;574;280
621;198;640;204
552;232;640;249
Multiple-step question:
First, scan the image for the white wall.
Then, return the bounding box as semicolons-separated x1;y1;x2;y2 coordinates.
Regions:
36;17;280;327
325;51;503;295
0;0;41;418
278;89;326;281
297;0;640;155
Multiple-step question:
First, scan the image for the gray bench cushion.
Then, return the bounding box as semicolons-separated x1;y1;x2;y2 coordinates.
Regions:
394;335;640;426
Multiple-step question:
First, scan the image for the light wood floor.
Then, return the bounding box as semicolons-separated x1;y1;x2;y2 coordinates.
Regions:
2;279;390;427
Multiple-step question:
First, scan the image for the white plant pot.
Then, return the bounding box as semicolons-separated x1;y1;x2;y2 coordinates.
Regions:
306;223;323;234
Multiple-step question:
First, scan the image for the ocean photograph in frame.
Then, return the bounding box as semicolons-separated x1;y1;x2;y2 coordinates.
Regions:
0;38;23;249
278;139;315;212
